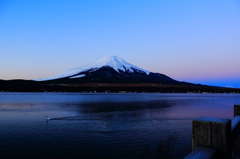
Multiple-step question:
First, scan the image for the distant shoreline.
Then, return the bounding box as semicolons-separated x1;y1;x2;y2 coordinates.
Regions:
1;80;239;93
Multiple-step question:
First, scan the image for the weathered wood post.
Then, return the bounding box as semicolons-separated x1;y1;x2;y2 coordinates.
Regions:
233;105;240;158
234;105;240;117
192;117;231;159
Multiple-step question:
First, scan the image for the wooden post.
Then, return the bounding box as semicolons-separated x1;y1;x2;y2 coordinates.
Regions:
184;146;218;159
233;105;240;158
192;117;231;159
234;105;240;117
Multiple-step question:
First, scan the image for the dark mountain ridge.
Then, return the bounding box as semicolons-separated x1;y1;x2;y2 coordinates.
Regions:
1;56;239;93
40;66;180;84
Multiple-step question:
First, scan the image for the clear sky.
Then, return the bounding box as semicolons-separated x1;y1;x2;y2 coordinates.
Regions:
1;0;240;88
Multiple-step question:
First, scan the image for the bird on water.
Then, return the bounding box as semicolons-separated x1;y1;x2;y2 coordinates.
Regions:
46;116;52;120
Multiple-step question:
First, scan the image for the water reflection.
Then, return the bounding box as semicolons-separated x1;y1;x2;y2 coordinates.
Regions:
60;100;174;115
0;93;240;159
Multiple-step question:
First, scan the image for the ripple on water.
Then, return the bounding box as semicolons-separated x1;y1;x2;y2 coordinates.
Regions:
0;93;239;158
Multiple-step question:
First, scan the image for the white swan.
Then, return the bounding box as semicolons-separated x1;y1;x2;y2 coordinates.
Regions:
46;116;52;120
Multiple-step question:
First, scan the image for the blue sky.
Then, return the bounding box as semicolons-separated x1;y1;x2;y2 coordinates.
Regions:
1;0;240;88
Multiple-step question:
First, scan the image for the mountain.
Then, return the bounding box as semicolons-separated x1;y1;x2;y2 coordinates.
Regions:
1;56;240;92
35;55;179;84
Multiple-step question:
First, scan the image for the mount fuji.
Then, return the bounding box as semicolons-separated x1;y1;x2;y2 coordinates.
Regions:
36;55;179;84
2;56;240;92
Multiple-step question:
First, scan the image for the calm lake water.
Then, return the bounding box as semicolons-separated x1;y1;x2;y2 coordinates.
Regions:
0;93;240;159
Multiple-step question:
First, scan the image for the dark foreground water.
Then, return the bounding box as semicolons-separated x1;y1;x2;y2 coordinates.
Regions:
0;93;240;159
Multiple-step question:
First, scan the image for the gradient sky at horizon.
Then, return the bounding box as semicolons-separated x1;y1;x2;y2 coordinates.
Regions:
1;0;240;88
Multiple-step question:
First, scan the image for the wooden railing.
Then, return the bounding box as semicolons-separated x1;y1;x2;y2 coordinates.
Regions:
184;105;240;159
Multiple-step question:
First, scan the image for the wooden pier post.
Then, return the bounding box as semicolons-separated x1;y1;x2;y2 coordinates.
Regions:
233;105;240;158
234;105;240;117
192;117;231;159
232;105;240;143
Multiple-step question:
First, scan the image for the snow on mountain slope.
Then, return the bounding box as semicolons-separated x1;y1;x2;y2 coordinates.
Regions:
70;74;86;79
35;55;150;81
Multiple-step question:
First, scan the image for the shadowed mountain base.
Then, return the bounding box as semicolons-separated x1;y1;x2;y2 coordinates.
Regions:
0;80;239;93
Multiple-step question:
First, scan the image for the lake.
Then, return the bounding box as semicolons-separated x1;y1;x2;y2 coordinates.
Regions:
0;93;239;159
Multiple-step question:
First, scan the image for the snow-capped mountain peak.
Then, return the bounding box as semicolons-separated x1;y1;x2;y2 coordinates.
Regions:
84;55;150;74
35;55;150;81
